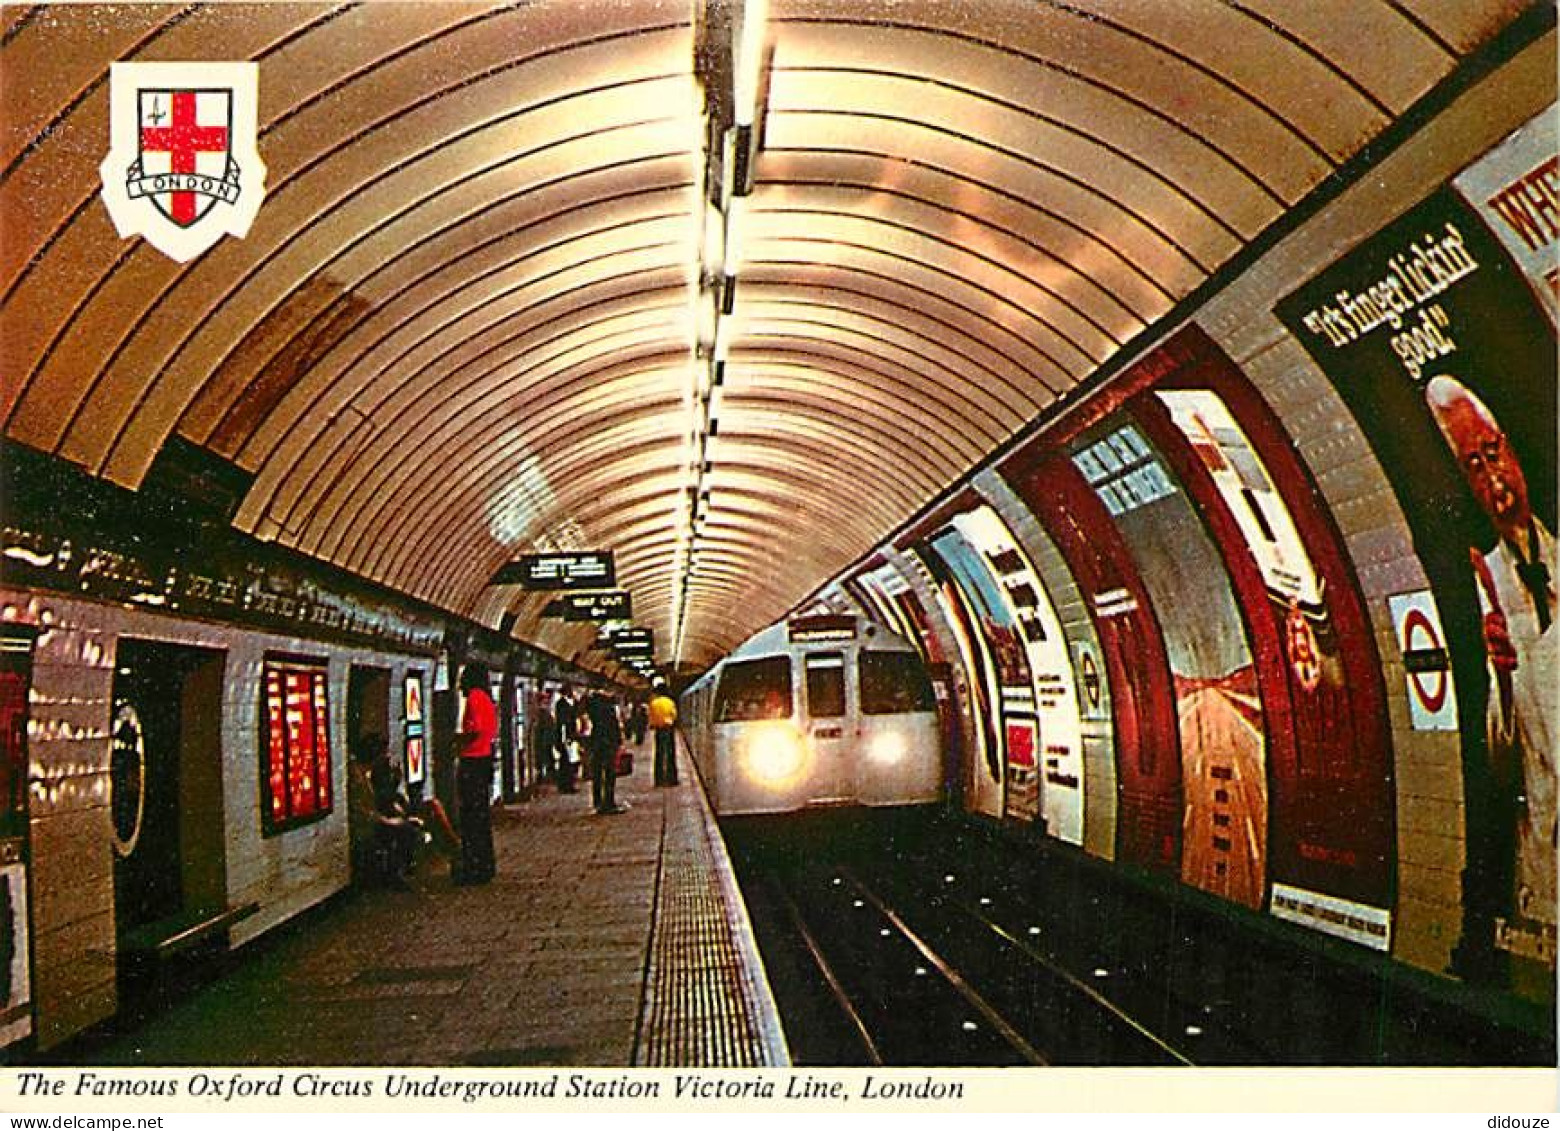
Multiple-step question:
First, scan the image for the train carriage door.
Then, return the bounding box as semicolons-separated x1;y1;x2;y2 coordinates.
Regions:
802;652;851;803
109;640;228;985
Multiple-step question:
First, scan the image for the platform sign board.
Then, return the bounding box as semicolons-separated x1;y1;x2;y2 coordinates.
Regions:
491;552;615;590
1072;639;1107;721
1387;591;1458;731
546;591;631;622
787;614;857;643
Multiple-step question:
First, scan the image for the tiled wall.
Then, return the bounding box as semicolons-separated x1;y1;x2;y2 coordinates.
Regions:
1191;31;1556;975
0;587;433;1048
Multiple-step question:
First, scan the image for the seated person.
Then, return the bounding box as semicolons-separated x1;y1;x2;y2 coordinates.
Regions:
371;755;461;865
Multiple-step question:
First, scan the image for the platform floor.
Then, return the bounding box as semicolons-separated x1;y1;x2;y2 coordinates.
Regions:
79;736;788;1068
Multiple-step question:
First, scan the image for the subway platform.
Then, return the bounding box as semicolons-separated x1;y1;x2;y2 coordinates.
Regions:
65;737;789;1068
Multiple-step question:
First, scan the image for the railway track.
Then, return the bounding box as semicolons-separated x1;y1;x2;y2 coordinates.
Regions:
745;853;1204;1066
727;808;1557;1067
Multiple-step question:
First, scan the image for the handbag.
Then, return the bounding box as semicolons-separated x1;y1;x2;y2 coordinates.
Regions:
615;746;633;777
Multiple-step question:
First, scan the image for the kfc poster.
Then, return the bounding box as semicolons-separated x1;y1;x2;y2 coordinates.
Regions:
1276;181;1556;987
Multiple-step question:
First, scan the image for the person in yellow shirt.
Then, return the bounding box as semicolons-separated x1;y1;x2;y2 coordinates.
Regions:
648;679;679;786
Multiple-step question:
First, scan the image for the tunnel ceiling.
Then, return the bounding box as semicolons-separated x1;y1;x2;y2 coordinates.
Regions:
0;0;1534;672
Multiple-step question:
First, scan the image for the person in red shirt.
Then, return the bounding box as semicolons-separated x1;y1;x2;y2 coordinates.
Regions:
455;663;498;885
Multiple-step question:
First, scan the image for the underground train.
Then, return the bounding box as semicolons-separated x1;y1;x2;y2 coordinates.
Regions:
681;614;942;816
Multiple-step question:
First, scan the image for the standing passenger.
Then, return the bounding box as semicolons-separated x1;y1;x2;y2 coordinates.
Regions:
649;679;679;786
455;663;498;885
554;684;579;794
586;690;625;815
533;692;557;787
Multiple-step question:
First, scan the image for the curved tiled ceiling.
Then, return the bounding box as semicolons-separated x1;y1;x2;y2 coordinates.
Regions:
0;0;1535;672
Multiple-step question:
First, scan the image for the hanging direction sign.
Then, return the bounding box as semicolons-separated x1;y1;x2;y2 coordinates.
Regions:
543;591;632;622
491;551;615;590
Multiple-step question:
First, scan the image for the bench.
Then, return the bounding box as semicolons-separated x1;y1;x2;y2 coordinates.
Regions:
119;902;260;1015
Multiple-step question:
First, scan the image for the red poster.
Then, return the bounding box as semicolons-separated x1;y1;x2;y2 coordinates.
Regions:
262;660;332;834
1005;720;1036;767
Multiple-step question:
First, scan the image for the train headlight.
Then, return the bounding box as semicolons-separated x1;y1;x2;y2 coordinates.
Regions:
743;722;808;787
868;730;906;766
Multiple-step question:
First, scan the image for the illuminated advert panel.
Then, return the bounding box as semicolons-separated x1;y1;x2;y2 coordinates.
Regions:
261;658;333;835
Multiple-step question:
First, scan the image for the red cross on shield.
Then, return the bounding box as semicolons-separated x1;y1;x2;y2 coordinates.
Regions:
101;61;267;262
135;89;234;227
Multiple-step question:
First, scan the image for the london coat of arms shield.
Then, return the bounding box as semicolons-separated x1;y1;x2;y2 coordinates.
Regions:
98;61;267;263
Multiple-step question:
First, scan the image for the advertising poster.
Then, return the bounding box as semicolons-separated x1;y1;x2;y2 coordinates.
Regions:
914;542;1003;819
848;562;919;648
1154;385;1396;935
1072;421;1268;909
927;525;1040;823
953;507;1086;846
0;635;31;1048
403;672;426;787
512;681;528;792
1276;181;1557;984
0;640;30;838
0;860;30;1048
490;676;506;803
261;660;333;833
1453;105;1558;325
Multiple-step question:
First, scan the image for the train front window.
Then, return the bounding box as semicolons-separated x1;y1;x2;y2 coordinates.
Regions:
714;657;793;722
860;652;936;715
804;652;846;719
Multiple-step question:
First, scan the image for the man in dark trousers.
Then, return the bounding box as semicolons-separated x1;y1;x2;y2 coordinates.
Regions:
532;692;557;788
585;689;625;815
553;684;578;793
454;664;498;885
648;678;679;786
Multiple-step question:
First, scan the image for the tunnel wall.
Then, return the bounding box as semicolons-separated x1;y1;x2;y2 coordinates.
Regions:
844;28;1556;1003
1192;32;1556;981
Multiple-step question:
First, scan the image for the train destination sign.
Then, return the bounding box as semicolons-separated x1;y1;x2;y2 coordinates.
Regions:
544;591;632;622
491;551;615;590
